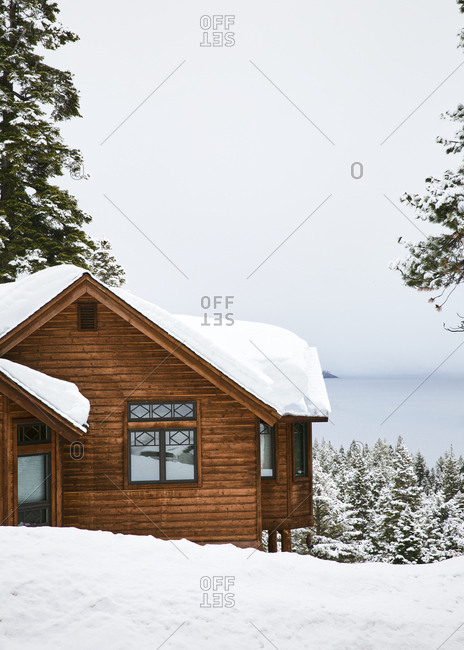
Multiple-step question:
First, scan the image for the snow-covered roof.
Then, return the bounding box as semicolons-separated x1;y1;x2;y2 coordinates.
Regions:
0;358;90;432
0;265;85;340
0;265;330;418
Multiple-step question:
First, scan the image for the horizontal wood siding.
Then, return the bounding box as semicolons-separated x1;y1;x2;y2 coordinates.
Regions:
261;422;312;530
5;299;260;544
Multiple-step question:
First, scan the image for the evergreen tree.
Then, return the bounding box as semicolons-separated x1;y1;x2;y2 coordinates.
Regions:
296;441;360;562
414;451;434;494
393;1;464;329
369;438;425;563
390;505;426;565
0;0;124;284
88;240;125;287
369;438;394;504
440;494;464;557
295;436;464;564
345;443;372;540
421;492;447;563
440;448;463;502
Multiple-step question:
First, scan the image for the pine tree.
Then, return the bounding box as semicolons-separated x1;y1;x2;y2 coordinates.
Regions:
369;438;425;563
421;492;447;563
390;505;427;564
88;240;125;287
369;438;394;504
345;442;372;540
393;1;464;329
440;447;463;502
295;441;360;561
439;494;464;557
0;0;124;284
297;437;463;564
414;450;434;494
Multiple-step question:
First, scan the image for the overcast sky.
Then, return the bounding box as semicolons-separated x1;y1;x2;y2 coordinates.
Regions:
49;0;464;379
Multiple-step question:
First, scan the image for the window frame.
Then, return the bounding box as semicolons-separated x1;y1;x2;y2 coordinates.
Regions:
259;422;276;480
128;427;197;485
293;422;309;479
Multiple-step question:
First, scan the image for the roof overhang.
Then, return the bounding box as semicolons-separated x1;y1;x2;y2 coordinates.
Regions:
279;415;329;423
0;373;83;442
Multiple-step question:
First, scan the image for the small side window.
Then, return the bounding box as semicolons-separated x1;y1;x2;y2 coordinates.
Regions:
260;422;275;478
78;303;97;331
294;423;308;478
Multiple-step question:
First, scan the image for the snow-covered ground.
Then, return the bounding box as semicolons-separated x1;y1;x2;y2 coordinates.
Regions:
0;527;463;650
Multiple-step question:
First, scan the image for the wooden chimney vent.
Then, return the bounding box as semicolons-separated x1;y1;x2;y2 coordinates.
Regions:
78;303;98;331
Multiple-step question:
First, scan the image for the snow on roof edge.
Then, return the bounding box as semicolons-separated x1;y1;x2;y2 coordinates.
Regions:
0;265;88;340
0;359;90;433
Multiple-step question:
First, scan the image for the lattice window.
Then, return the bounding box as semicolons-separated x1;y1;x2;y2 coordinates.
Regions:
128;401;196;422
17;423;51;446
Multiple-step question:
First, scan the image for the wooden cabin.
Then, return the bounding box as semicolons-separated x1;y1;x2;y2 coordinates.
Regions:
0;266;330;551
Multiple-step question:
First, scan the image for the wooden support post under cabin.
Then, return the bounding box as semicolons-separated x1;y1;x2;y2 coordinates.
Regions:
268;529;278;553
280;529;292;553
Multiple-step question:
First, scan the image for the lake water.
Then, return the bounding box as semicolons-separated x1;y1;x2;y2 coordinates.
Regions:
315;375;464;463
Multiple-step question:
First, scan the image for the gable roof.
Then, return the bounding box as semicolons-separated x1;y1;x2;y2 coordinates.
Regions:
0;265;330;421
0;358;89;439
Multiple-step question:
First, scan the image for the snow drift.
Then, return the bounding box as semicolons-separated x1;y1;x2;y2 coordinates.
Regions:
0;526;462;650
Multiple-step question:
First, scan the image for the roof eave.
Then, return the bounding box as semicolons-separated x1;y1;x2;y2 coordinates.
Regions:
0;373;84;442
278;414;329;423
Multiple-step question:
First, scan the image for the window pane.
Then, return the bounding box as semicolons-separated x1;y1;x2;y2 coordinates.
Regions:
165;430;195;481
152;403;171;419
129;404;151;420
17;455;47;504
294;423;308;477
260;423;274;478
173;402;195;419
130;431;160;481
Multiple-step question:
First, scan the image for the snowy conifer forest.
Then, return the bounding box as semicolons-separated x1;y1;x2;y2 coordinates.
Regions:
289;438;464;564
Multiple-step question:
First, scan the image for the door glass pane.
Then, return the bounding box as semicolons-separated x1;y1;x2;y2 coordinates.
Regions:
17;455;47;504
165;430;195;481
130;431;160;481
